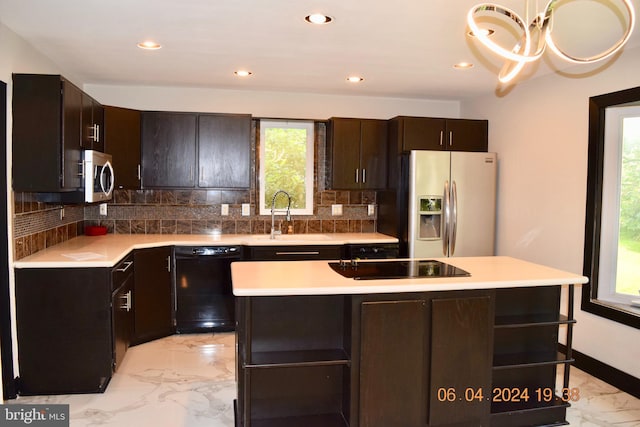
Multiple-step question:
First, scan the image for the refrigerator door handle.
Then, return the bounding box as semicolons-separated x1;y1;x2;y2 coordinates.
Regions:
450;180;458;256
443;180;450;256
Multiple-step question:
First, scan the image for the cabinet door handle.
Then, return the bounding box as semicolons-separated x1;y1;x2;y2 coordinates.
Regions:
120;290;132;311
77;161;85;178
362;168;366;184
200;167;205;183
166;255;171;272
355;168;359;183
137;164;141;180
449;131;453;147
439;130;444;146
115;261;133;273
89;124;100;143
190;166;194;182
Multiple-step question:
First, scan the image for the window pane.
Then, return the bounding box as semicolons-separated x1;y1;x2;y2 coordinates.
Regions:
616;117;640;296
263;127;308;210
259;120;314;216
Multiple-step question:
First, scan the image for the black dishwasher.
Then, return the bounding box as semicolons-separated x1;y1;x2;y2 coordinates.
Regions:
174;246;243;333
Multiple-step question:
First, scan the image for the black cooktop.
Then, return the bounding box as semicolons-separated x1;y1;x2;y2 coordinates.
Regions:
329;260;470;280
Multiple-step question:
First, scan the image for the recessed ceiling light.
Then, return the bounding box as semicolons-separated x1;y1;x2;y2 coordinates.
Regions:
234;70;253;77
453;62;474;70
346;76;364;83
137;40;162;50
305;13;333;24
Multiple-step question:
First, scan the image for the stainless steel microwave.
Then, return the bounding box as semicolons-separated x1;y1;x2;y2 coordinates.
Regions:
84;150;114;203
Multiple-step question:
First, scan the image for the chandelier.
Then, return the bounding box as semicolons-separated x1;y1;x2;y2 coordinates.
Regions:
467;0;636;83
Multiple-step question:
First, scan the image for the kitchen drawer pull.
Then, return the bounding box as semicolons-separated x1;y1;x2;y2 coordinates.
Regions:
166;255;172;272
355;168;359;183
115;261;133;273
275;251;321;256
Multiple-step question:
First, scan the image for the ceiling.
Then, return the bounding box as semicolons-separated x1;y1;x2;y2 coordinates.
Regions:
0;0;638;100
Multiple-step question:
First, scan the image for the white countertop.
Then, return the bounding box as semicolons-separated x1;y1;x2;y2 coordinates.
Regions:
231;256;589;296
13;233;397;268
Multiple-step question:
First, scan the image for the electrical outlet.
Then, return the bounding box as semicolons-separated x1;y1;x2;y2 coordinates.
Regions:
331;204;343;216
368;204;375;216
221;204;229;216
99;203;108;216
241;203;251;216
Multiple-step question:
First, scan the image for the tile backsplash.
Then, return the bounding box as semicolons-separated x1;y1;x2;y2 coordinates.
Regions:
84;189;377;236
13;193;84;260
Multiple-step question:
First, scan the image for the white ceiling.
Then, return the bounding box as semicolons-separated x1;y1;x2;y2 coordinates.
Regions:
0;0;638;100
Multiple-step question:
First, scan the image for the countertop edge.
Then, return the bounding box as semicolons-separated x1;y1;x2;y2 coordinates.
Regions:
230;256;589;296
13;233;398;269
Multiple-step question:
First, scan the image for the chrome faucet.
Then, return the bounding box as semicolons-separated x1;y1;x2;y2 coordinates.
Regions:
270;190;292;239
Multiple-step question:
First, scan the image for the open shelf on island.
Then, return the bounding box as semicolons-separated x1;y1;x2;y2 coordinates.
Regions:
247;349;350;368
494;313;575;328
491;398;570;427
251;413;349;427
493;351;574;369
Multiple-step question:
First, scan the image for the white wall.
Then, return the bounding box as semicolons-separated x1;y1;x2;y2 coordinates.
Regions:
462;46;640;378
84;84;460;120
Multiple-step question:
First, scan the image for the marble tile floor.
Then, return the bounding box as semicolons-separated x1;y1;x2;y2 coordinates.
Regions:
5;332;640;426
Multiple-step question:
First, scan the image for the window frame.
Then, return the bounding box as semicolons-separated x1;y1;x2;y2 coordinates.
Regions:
582;86;640;329
258;119;315;216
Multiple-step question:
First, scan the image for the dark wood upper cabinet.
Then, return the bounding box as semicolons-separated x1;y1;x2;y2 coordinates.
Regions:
104;106;141;189
390;116;488;152
141;112;197;188
141;112;251;189
198;113;251;188
393;116;446;151
82;92;104;152
12;74;84;192
445;118;488;152
329;118;360;190
329;117;388;190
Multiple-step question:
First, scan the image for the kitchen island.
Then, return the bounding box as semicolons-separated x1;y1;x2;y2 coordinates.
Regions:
232;256;588;427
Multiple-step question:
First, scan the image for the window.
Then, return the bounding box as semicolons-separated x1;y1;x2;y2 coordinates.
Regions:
583;87;640;329
259;120;314;216
598;107;640;305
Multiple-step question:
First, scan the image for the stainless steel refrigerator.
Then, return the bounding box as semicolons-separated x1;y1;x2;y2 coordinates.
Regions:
407;150;496;257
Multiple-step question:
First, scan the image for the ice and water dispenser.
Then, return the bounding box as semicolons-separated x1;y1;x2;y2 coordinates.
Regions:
417;196;442;240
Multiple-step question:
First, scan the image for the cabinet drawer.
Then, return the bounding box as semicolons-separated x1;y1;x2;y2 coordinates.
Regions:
248;245;342;261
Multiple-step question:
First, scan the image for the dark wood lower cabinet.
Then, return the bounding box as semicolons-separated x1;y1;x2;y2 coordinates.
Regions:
15;268;113;395
359;300;427;427
132;246;174;344
429;296;493;426
236;286;574;427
